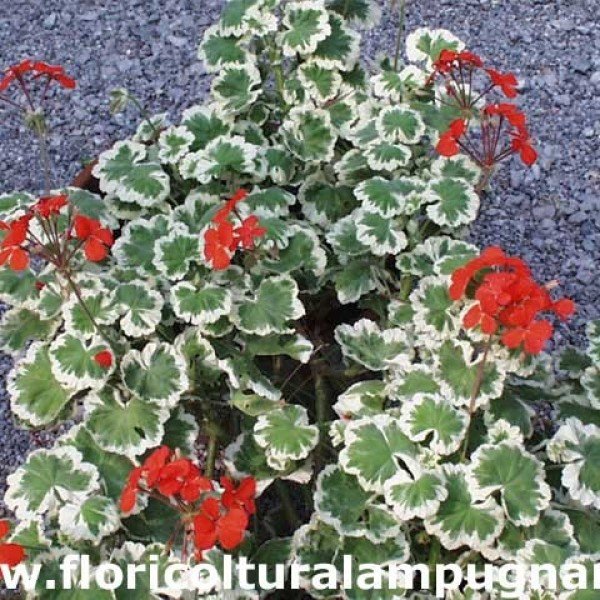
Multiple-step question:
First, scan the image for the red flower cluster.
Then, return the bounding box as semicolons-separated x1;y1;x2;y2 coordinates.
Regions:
194;476;256;552
450;247;575;354
0;195;114;272
120;446;213;512
0;521;25;576
431;49;537;169
0;60;75;94
74;215;114;262
204;189;266;270
120;446;256;558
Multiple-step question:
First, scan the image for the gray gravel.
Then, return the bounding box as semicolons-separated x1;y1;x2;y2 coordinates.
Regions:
0;0;598;507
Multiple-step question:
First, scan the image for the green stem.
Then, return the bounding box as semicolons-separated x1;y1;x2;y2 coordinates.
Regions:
205;425;219;480
130;95;160;140
275;479;301;528
393;0;407;71
460;336;493;460
428;536;441;584
37;131;52;194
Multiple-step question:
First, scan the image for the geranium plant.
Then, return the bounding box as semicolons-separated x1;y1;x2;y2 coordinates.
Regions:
0;1;597;598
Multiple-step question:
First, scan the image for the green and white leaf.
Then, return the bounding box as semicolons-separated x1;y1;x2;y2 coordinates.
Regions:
62;288;118;340
431;155;481;184
121;342;189;407
327;0;381;27
469;442;551;526
333;380;387;419
280;1;331;57
244;186;296;219
157;126;194;164
8;342;76;427
181;134;258;183
548;418;600;510
49;334;113;391
376;105;425;145
261;224;327;276
171;281;231;326
5;446;99;520
435;339;505;409
424;464;504;552
154;223;199;280
84;388;169;459
0;191;34;220
0;307;57;355
399;394;469;455
212;63;261;114
426;177;480;228
234;275;305;335
198;24;248;72
254;404;319;470
133;112;167;142
384;467;448;521
406;27;465;65
281;106;337;163
325;211;370;259
411;275;460;341
355;209;407;256
334;319;412;371
112;215;170;275
334;259;379;305
113;281;164;337
315;465;401;543
299;176;355;227
243;333;314;364
397;236;478;277
365;141;411;172
93;141;170;207
355;177;425;218
339;414;421;493
180;104;233;151
313;13;360;71
58;495;120;543
298;61;342;102
388;364;441;400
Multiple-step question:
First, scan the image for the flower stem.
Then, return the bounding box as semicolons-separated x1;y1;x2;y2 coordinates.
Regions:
460;335;493;460
204;424;219;480
37;131;52;195
393;0;407;71
275;479;301;529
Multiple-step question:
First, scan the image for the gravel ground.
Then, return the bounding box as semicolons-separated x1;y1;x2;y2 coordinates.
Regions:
0;0;598;507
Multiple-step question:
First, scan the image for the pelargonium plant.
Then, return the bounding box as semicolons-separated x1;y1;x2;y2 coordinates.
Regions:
0;1;597;598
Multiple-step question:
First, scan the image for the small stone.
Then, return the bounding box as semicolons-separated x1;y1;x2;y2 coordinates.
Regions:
532;205;556;219
571;58;590;74
591;72;600;86
43;13;57;29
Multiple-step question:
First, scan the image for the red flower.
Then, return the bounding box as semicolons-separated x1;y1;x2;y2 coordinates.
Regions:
141;445;172;488
193;498;249;552
0;59;75;93
156;459;195;497
486;69;519;98
234;216;266;250
501;320;554;354
0;520;25;575
450;247;574;355
34;194;68;218
553;298;576;320
510;129;538;166
0;216;31;271
436;119;466;157
204;221;235;270
180;466;213;503
73;215;114;261
484;103;526;129
93;350;113;369
213;188;248;225
120;467;143;513
221;476;257;515
31;61;76;89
